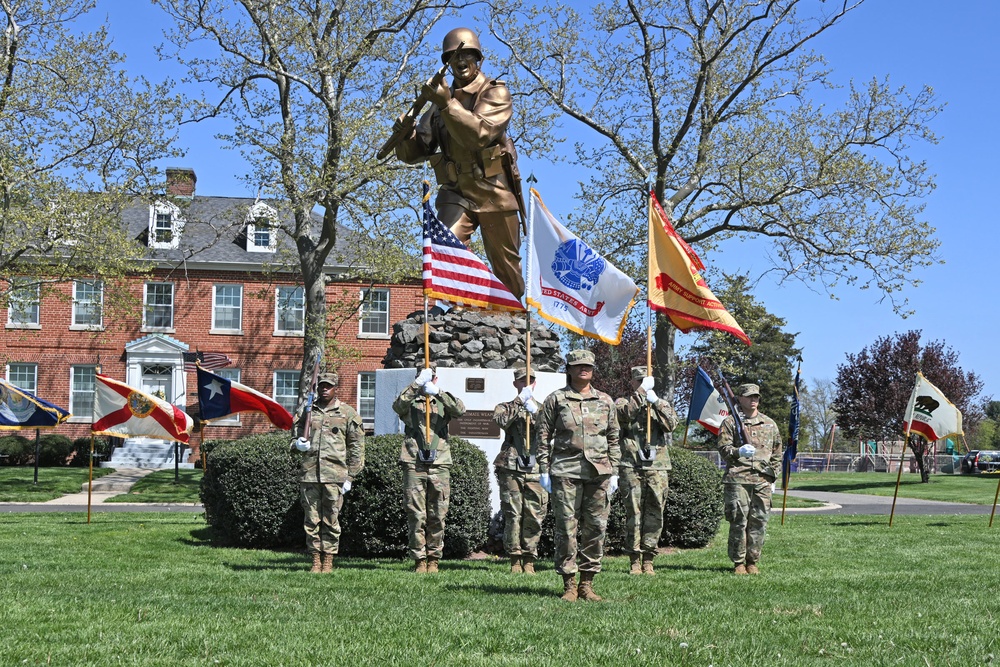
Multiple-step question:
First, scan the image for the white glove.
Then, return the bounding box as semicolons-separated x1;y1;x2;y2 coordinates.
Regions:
645;389;658;404
524;399;538;415
422;381;440;396
608;475;620;495
294;438;311;452
770;482;776;494
539;473;552;493
415;368;434;385
640;376;655;391
738;444;756;458
518;386;534;403
341;480;352;494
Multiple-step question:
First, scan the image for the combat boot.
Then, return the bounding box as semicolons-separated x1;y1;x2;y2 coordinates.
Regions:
577;571;603;602
642;555;655;576
746;563;760;575
510;556;523;574
560;573;578;602
427;558;439;574
734;563;748;575
321;554;334;573
522;556;536;575
629;554;642;575
414;558;427;574
310;553;323;573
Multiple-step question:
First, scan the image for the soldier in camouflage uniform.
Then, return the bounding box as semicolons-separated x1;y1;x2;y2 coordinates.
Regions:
537;349;621;602
393;366;466;573
717;383;783;575
492;362;547;574
291;373;365;573
617;366;679;576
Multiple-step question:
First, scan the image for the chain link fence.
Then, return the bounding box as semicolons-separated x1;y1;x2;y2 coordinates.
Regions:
689;451;968;475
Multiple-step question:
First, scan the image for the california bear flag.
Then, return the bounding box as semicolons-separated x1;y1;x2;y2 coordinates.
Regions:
902;372;963;442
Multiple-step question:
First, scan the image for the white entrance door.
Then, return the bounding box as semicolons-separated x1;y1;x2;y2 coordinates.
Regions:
141;364;173;404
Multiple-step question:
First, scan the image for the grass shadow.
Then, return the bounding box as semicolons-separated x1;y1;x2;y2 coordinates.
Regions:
659;563;734;573
443;582;554;597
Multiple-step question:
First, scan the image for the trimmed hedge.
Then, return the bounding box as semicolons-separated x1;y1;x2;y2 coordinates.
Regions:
489;447;724;555
658;448;725;549
200;432;491;558
0;435;32;466
70;437;113;468
37;434;74;467
200;432;304;548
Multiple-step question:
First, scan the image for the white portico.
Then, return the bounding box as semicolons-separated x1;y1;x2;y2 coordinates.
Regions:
103;333;193;468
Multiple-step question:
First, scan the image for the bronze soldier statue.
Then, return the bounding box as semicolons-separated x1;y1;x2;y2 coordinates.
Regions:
390;27;526;300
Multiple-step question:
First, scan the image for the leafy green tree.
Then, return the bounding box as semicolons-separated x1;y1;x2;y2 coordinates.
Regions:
0;0;182;307
679;274;801;441
488;0;941;398
800;378;838;451
155;0;468;417
833;330;985;481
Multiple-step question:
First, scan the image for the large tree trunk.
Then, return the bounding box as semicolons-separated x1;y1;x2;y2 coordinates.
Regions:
909;436;930;483
654;315;676;400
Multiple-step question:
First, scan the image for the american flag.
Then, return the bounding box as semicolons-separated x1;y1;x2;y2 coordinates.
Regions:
421;183;524;312
183;351;232;372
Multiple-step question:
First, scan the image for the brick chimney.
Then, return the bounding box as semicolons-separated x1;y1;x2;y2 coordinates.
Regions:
166;167;197;198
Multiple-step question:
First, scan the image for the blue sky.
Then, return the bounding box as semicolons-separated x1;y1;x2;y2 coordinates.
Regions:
93;1;999;399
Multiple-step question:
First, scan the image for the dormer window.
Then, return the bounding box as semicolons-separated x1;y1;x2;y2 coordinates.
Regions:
149;201;183;249
246;202;277;253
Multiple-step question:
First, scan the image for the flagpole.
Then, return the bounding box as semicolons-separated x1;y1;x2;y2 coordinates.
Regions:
424;294;431;449
524;187;535;467
645;191;653;449
88;360;102;525
87;434;94;524
889;430;912;527
990;475;1000;528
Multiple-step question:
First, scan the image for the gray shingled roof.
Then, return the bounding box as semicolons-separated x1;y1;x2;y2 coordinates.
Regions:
121;195;362;272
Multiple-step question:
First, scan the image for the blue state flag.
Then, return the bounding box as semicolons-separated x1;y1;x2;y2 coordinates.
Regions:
782;365;801;489
0;379;71;430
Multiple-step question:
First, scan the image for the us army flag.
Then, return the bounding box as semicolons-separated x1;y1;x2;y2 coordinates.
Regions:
903;373;963;442
526;189;639;344
647;192;750;345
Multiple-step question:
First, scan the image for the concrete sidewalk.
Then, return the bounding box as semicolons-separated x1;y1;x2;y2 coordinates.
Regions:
786;489;994;515
0;468;203;513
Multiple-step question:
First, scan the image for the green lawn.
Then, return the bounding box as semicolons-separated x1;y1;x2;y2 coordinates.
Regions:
1;512;998;666
788;471;1000;505
0;467;114;502
106;469;203;504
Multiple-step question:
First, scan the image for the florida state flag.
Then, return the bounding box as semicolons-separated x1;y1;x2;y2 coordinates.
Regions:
647;192;750;345
92;374;194;443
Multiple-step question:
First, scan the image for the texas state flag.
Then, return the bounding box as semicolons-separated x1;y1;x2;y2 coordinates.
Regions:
688;367;729;435
197;366;293;430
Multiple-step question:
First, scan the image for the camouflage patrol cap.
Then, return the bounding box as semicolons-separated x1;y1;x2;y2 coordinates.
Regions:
565;349;596;367
511;362;534;382
317;372;340;387
736;383;760;397
630;366;648;381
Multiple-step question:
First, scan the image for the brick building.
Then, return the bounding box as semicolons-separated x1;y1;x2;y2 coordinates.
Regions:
2;168;422;460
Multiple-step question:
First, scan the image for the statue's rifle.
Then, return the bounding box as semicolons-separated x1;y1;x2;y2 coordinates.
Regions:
376;41;466;160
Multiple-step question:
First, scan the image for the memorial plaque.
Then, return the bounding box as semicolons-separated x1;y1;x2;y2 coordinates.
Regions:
465;377;485;393
449;409;501;438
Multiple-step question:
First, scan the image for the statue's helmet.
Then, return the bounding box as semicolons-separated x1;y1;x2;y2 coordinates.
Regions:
441;27;483;64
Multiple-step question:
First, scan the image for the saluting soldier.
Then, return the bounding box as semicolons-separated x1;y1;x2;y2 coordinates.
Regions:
394;27;525;299
537;349;621;602
393;365;466;573
492;362;548;574
291;372;365;573
617;366;679;576
717;383;783;575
